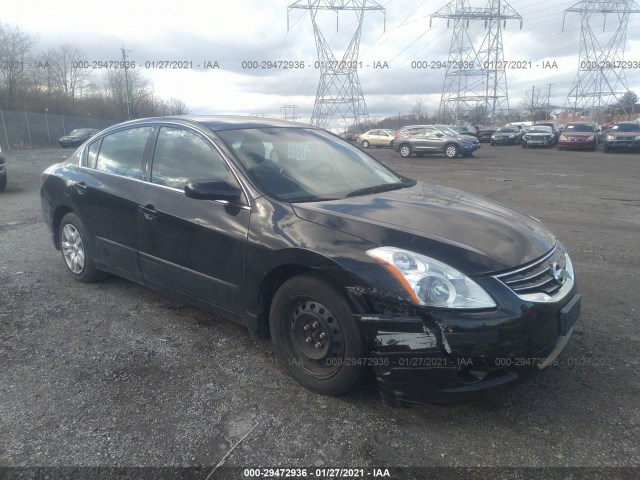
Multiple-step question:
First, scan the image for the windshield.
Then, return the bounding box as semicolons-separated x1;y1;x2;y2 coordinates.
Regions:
496;127;515;133
437;126;459;136
612;124;640;132
565;124;593;132
218;127;414;202
528;127;551;134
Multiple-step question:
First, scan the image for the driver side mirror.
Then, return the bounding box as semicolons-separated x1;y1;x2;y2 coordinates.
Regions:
185;179;242;202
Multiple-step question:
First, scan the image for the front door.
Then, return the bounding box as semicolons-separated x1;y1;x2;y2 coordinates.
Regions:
137;126;250;314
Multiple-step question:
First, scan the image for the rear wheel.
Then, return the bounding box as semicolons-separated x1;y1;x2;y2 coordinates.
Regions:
399;144;412;158
269;273;367;395
444;143;459;158
58;212;103;282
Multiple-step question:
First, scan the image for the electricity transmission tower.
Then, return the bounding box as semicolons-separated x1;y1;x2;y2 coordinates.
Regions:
431;0;522;125
563;0;640;122
287;0;385;129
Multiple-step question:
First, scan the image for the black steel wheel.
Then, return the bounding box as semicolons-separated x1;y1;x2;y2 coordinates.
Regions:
269;273;367;395
58;212;103;282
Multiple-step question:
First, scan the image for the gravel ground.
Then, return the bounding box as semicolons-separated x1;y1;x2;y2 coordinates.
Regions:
0;144;638;479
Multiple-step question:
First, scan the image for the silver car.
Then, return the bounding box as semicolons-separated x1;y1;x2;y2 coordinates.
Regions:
356;129;395;148
392;125;481;159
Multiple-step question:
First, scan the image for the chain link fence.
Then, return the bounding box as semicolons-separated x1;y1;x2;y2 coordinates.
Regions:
0;109;117;151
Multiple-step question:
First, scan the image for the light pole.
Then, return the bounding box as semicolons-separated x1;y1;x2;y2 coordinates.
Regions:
45;108;51;146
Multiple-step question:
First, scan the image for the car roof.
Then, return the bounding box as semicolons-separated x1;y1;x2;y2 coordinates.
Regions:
105;115;313;132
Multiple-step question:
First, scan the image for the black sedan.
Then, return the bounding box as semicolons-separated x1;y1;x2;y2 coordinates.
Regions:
58;128;100;148
40;116;581;406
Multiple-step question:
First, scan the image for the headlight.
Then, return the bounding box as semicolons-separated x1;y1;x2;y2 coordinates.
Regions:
560;135;568;141
635;135;640;140
585;135;594;141
607;135;614;140
491;135;496;139
366;247;496;309
508;135;515;138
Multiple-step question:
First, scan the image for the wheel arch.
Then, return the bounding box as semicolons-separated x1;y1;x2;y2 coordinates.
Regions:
250;253;369;340
52;205;75;250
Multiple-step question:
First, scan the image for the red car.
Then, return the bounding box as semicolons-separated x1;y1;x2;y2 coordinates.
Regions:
558;123;598;151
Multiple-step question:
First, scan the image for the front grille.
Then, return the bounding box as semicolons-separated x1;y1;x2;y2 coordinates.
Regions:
495;246;566;297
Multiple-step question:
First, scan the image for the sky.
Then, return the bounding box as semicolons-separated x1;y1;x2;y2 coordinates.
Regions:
2;0;640;127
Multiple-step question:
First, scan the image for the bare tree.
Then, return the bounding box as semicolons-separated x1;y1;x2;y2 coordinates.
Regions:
103;68;155;119
0;22;39;108
46;44;91;100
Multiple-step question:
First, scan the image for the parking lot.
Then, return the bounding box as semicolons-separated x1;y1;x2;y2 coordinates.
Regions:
0;144;638;477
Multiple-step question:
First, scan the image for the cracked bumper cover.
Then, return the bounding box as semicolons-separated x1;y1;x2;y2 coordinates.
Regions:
356;290;581;406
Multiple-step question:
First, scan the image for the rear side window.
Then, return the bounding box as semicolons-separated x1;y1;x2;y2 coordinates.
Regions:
86;139;101;168
151;127;231;189
95;127;153;179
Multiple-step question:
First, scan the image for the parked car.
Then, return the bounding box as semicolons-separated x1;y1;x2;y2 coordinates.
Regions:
450;125;475;136
435;125;481;147
41;115;580;406
558;123;598;151
59;128;100;148
522;126;555;148
474;126;497;143
490;126;523;145
393;125;481;158
602;122;640;152
536;121;561;145
338;132;358;142
356;129;394;148
0;145;6;191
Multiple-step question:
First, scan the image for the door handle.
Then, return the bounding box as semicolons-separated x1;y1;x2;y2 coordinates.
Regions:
73;182;87;194
138;204;157;221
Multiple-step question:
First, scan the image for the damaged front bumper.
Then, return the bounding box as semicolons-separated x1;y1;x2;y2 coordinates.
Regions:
356;291;581;406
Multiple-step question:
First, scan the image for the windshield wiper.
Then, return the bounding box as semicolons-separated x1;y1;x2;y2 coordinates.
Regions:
346;182;407;198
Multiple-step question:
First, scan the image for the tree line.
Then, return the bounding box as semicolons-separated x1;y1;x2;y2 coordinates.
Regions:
0;22;189;120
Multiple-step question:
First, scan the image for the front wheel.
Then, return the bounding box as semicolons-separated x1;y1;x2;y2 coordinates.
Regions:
269;273;367;395
58;212;103;282
398;144;412;158
444;143;459;158
362;140;370;148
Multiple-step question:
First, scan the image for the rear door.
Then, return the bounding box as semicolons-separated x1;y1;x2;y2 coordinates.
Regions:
74;126;154;276
137;125;250;313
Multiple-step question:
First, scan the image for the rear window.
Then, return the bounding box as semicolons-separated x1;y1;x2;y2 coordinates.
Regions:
93;127;153;179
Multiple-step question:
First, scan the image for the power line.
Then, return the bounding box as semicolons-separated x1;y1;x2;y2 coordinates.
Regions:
287;0;386;129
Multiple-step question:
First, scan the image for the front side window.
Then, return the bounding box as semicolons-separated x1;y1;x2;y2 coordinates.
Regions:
151;127;231;190
94;127;153;179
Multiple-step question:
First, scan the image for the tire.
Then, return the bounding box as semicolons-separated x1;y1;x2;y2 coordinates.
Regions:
269;273;367;396
558;147;563;151
603;145;610;153
522;142;527;149
58;212;103;282
490;141;495;146
444;143;459;158
362;140;370;148
0;174;6;192
591;141;597;151
398;144;412;158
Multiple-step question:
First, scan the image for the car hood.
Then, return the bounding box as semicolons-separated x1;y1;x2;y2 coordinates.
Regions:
292;183;556;275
